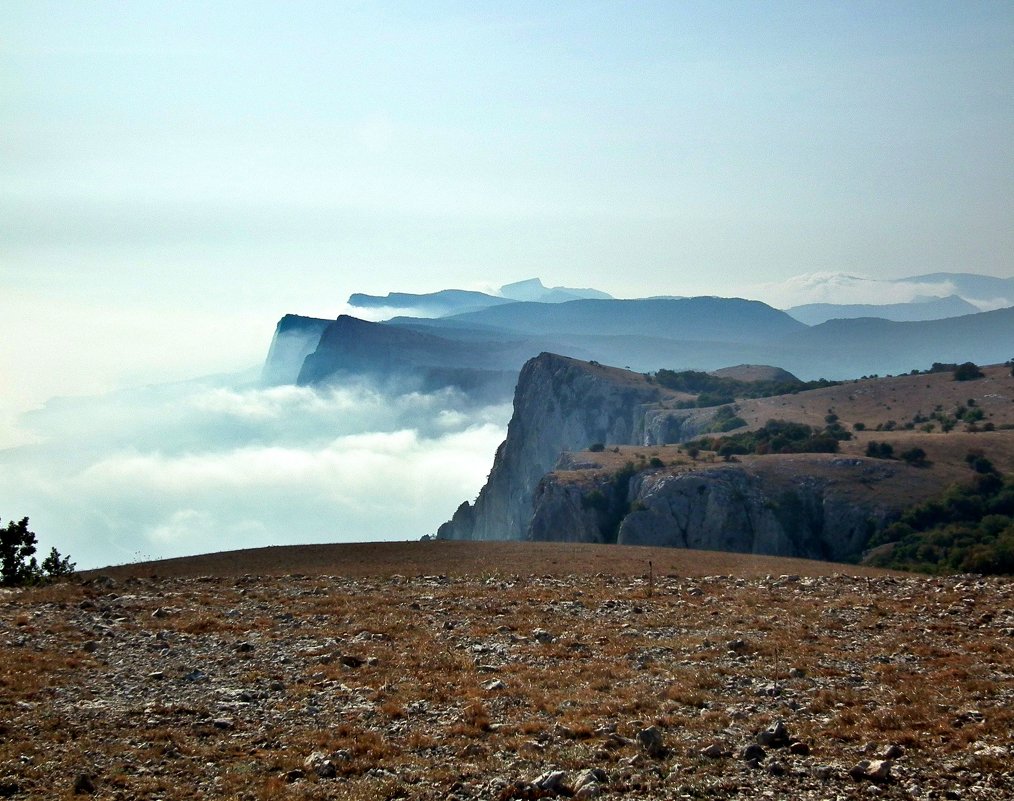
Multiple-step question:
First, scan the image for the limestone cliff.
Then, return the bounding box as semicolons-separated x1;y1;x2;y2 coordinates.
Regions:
438;351;955;561
527;456;926;561
437;353;671;541
262;314;332;385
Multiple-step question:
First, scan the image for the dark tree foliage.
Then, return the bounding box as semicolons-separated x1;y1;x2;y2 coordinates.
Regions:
952;362;984;381
1;517;75;586
866;441;895;459
867;470;1014;575
653;369;840;408
687;418;846;458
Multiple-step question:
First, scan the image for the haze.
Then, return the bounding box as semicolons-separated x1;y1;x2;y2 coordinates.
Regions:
2;2;1011;567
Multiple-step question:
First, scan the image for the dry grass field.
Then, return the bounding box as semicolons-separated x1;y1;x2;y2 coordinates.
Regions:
2;542;1012;800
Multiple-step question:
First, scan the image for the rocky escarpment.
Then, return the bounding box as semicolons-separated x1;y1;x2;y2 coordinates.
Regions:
261;314;332;385
528;456;922;562
438;354;690;541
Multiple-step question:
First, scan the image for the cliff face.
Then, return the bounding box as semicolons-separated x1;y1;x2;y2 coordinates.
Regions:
439;351;955;561
527;457;916;562
261;315;332;385
437;353;668;541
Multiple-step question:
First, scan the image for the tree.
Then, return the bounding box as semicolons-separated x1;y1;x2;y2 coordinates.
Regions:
1;517;75;586
1;517;39;586
953;362;984;381
900;447;927;466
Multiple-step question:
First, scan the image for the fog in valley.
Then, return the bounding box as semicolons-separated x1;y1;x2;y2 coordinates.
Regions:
0;374;510;570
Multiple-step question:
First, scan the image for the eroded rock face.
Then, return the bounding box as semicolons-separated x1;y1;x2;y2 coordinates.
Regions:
437;353;666;541
528;457;907;562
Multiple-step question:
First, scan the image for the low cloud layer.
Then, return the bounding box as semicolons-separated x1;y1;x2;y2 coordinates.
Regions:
743;272;1010;311
0;376;509;570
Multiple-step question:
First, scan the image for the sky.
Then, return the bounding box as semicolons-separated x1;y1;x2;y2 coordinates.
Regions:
2;1;1012;567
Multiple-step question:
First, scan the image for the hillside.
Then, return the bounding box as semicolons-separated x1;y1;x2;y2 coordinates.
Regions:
439;355;1014;571
3;549;1011;800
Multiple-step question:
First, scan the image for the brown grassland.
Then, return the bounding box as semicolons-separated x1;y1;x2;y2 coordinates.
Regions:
2;542;1012;800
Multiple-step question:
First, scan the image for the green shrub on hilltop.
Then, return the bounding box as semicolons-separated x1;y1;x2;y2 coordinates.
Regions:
687;418;848;459
654;369;839;407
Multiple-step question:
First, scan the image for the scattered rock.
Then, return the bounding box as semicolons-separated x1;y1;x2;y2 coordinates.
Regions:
532;628;556;644
756;719;791;748
880;743;904;760
339;654;365;668
304;751;337;779
700;742;726;759
740;743;766;763
850;759;892;783
532;771;569;794
73;774;96;795
637;726;666;758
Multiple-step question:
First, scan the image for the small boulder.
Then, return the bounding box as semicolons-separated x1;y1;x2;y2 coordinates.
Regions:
757;720;791;748
637;726;666;758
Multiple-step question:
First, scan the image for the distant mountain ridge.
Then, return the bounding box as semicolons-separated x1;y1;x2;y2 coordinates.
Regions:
787;295;979;325
262;299;1014;397
346;277;614;318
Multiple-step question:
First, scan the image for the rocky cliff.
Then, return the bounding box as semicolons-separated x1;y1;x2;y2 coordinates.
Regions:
438;351;956;561
261;314;332;385
437;353;675;541
527;456;926;562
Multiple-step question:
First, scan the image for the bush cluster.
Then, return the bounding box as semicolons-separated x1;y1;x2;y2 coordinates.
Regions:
654;369;839;408
867;459;1014;575
687;418;850;460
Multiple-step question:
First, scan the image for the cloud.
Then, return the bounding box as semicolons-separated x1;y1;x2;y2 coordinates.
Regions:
0;376;510;569
742;272;962;308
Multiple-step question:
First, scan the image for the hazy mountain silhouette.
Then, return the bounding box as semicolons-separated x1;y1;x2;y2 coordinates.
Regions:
499;277;613;303
787;295;979;325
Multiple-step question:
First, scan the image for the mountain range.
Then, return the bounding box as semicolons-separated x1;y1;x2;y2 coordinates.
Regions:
264;285;1013;396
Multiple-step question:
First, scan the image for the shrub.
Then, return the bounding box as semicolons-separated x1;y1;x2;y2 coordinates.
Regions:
866;441;894;459
953;362;984;381
0;517;75;586
900;447;927;466
588;443;605;453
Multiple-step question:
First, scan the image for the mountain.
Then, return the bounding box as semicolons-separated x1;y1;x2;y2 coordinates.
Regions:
268;302;1014;399
779;307;1014;378
345;278;615;318
438;353;1014;563
261;314;333;385
411;296;807;342
347;289;512;317
903;272;1014;308
786;295;979;326
499;277;613;303
757;271;1014;311
294;315;526;398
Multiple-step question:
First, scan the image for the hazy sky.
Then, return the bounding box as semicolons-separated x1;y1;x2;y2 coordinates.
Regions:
2;2;1012;565
4;1;1013;411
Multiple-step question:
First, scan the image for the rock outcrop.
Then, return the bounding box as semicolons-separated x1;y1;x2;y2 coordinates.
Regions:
438;352;956;560
527;457;917;562
261;314;332;385
437;353;670;541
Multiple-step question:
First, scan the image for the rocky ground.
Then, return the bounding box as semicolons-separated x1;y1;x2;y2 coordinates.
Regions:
2;558;1012;800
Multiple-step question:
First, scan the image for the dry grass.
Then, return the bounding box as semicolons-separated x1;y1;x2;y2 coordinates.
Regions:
3;550;1011;799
